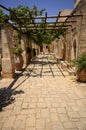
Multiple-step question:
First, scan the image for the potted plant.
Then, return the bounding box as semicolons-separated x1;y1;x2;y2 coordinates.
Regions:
72;53;86;82
13;44;24;71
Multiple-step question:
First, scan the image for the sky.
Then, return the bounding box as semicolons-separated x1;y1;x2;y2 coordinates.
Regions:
0;0;74;16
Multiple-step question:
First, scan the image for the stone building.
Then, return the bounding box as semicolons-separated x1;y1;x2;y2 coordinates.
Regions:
0;24;29;78
53;9;72;60
54;0;86;61
0;0;86;78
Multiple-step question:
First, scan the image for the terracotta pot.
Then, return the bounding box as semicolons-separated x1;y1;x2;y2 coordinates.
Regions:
14;55;24;71
76;68;86;82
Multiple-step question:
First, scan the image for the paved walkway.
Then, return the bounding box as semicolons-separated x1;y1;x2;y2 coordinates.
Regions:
0;54;86;130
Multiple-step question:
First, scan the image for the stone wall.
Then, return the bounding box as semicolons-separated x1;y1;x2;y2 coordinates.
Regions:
66;0;86;59
58;10;72;22
53;9;72;60
54;0;86;61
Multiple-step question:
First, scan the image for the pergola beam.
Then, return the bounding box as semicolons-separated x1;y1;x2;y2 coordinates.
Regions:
0;4;10;11
18;14;82;19
28;24;71;28
22;26;70;30
29;21;76;24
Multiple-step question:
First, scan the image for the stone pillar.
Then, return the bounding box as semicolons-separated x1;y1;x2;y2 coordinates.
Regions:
1;25;15;78
21;34;28;67
65;28;72;61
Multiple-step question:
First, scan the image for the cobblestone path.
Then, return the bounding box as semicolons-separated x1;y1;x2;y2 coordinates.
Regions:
0;54;86;130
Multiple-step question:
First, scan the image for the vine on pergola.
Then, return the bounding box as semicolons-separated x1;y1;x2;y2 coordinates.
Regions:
30;28;66;46
0;5;66;46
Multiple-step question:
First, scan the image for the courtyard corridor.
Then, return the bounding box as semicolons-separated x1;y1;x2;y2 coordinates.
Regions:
0;54;86;130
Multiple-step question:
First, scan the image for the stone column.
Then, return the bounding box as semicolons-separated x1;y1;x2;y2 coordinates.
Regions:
65;28;72;61
21;34;28;67
1;24;15;78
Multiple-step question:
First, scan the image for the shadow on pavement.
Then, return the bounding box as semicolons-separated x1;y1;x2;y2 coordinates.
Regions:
0;62;35;111
0;67;27;112
0;87;24;112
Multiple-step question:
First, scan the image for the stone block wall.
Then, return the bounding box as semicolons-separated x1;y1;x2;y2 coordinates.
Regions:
55;0;86;61
67;0;86;59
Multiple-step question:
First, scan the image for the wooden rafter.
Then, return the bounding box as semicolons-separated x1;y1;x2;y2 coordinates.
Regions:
28;21;76;24
18;14;82;19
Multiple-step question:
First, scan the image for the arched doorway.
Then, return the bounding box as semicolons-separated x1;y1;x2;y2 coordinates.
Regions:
73;39;77;59
40;45;43;52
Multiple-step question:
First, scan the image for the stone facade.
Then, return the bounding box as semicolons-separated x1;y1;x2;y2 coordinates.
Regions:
0;25;29;78
0;0;86;78
67;0;86;60
52;10;72;60
54;0;86;61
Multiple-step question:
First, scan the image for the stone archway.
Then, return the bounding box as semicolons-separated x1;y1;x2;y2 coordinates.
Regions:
40;45;43;52
73;39;77;59
72;38;78;59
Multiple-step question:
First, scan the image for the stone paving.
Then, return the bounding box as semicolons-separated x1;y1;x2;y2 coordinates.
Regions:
0;54;86;130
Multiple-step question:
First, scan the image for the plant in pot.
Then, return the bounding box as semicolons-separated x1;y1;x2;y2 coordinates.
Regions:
13;44;24;71
72;53;86;82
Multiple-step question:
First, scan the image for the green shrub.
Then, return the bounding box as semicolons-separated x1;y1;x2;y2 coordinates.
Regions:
12;45;23;55
72;53;86;70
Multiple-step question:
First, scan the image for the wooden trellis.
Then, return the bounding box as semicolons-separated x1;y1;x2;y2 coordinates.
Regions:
0;4;82;32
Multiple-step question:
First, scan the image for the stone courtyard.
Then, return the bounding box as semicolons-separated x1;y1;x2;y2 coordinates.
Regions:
0;54;86;130
0;1;86;129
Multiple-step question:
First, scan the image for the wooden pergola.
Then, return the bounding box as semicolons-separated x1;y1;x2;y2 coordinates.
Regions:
0;4;82;32
0;4;84;79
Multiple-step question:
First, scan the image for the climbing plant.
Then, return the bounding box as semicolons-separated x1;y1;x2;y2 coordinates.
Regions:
0;8;5;23
9;5;45;32
30;27;66;46
0;5;66;46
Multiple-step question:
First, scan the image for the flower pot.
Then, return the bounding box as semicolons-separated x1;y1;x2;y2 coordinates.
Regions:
14;55;24;71
76;68;86;82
